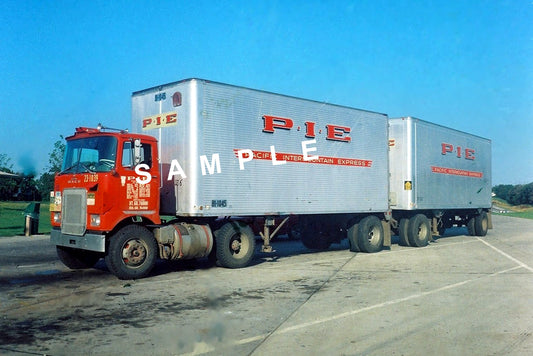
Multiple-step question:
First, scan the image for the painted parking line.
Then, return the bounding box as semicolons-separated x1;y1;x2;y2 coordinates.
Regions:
475;237;533;272
184;265;525;355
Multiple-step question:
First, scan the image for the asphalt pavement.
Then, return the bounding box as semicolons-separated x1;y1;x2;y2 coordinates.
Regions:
0;214;531;355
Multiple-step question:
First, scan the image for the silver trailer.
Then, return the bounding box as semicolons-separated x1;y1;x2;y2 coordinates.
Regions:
131;78;391;254
389;117;492;247
132;79;389;217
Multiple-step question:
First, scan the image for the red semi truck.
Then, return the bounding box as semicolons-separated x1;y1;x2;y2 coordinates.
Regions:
50;79;492;279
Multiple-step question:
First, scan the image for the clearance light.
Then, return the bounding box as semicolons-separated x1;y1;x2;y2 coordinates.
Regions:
172;92;182;107
90;214;101;227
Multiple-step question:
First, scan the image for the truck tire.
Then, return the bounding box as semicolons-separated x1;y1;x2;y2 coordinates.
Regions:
407;214;430;247
215;222;255;268
105;225;158;280
57;246;101;269
347;223;360;252
357;216;384;253
398;218;411;247
474;212;489;237
467;216;476;236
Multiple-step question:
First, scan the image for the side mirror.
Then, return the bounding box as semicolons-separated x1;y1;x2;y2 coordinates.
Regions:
133;139;142;165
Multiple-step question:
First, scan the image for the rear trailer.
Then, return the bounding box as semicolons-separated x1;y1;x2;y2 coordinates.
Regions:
388;117;492;247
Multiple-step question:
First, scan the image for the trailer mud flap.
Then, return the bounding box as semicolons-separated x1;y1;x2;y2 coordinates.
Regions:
382;220;391;247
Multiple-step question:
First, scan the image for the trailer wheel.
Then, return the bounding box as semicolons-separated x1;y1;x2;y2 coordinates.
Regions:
105;225;158;280
357;216;384;253
57;246;101;269
407;214;430;247
215;222;255;268
347;223;360;252
474;212;489;237
467;216;476;236
398;218;411;247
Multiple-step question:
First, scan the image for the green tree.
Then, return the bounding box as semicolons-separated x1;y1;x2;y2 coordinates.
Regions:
493;184;514;202
493;183;533;206
47;136;66;173
0;153;18;200
37;137;65;199
0;153;14;173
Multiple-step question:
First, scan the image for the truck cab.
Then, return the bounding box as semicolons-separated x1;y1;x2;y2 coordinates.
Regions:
50;126;160;265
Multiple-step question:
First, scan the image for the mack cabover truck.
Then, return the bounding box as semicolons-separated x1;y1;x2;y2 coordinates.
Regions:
50;78;492;279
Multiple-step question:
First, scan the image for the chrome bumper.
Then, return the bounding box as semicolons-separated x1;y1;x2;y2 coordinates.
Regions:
51;228;106;252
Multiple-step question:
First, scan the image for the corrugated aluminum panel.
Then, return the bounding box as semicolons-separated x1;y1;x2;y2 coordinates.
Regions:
132;79;390;216
389;117;492;210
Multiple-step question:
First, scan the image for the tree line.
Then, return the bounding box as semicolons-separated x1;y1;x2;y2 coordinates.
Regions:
0;138;64;201
492;183;533;206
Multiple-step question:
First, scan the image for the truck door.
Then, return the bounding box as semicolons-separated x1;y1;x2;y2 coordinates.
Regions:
119;139;159;217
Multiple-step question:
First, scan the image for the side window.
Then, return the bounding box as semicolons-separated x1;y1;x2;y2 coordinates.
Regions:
122;141;152;168
140;144;152;167
122;142;133;168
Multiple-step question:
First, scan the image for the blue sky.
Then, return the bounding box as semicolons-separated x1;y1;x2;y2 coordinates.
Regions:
1;0;531;184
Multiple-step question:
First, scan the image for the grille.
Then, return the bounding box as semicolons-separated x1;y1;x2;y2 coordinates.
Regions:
61;188;87;236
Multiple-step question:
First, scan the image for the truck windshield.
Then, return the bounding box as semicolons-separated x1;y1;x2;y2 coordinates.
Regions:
61;136;118;174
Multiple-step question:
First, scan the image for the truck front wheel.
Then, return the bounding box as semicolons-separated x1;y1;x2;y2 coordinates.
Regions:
57;246;101;269
105;225;158;280
215;222;256;268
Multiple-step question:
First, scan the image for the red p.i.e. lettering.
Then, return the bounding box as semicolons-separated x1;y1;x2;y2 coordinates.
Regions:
326;124;351;142
142;118;153;128
441;143;453;155
166;113;177;124
465;148;475;160
305;121;316;138
262;115;294;133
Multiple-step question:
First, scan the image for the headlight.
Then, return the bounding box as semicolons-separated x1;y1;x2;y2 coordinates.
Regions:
53;212;61;223
90;214;101;227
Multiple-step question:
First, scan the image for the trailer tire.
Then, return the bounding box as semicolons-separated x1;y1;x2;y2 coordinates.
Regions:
105;225;158;280
357;216;384;253
407;214;430;247
57;246;101;269
467;217;476;236
475;212;489;237
347;223;360;252
398;218;411;247
215;222;255;269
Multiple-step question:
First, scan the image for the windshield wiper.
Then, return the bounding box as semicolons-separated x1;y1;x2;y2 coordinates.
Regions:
59;162;95;175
